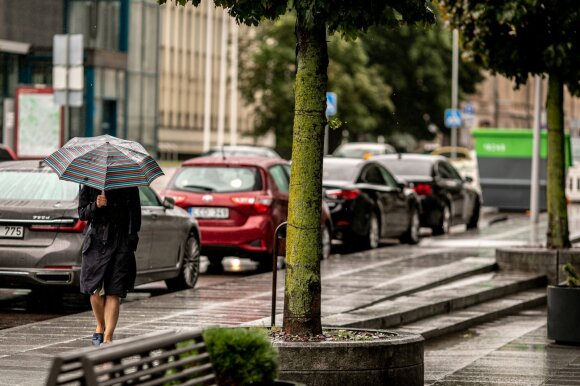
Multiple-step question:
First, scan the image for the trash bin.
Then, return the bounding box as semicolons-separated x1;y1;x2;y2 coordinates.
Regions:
472;128;572;211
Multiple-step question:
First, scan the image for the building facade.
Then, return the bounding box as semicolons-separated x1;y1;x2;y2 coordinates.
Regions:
158;2;267;159
0;0;160;154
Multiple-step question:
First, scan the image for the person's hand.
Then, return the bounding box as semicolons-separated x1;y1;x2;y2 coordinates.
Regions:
96;194;107;208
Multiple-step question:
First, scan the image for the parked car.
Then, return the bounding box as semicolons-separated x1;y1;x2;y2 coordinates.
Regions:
203;145;282;159
332;142;396;159
431;146;480;191
0;144;17;161
162;156;333;268
0;160;201;292
322;157;421;249
374;154;482;235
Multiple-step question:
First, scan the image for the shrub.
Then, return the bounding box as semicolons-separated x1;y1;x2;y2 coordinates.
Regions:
203;327;279;386
563;263;580;287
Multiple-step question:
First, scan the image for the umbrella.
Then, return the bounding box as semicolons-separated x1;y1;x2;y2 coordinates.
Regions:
43;134;164;191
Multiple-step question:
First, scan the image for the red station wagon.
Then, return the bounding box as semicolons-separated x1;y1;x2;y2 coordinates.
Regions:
162;156;332;269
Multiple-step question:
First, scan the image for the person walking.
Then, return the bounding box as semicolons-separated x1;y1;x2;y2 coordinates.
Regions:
78;186;141;346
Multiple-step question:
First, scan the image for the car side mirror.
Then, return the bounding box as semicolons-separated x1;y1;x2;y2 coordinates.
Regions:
397;182;406;191
163;196;175;209
464;175;473;183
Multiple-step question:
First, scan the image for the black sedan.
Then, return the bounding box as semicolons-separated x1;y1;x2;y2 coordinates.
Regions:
374;154;482;235
322;158;421;249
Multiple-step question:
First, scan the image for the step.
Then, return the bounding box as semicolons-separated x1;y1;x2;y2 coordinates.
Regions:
321;272;546;329
393;287;546;340
321;257;497;315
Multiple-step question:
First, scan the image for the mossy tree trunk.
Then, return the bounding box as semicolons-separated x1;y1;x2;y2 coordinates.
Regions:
282;9;328;336
546;73;571;249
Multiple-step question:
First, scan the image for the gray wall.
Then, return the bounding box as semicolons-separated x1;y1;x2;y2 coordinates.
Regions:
0;0;64;47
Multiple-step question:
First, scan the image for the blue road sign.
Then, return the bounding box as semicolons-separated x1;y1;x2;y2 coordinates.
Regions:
444;108;462;128
326;92;337;116
463;103;475;115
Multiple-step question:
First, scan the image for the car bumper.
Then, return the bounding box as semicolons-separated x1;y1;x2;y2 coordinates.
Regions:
0;267;81;288
198;216;275;257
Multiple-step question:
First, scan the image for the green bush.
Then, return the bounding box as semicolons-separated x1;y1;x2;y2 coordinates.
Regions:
203;327;279;386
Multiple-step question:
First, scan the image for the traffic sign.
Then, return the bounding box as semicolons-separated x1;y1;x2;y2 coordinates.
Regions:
444;108;462;128
463;103;475;115
326;92;337;116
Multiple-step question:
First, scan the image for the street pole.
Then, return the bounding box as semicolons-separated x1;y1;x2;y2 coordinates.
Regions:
530;75;542;224
202;3;213;152
451;28;459;158
323;123;329;156
64;34;70;144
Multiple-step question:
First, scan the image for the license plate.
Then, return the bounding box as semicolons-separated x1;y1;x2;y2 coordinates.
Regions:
189;207;229;219
0;225;24;239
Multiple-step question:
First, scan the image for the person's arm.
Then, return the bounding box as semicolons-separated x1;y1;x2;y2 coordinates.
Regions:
128;187;141;251
78;186;102;222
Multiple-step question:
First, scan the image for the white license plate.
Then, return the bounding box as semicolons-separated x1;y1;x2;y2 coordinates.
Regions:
0;225;24;239
189;207;229;219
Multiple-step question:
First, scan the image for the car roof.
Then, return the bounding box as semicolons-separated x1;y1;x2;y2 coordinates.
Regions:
336;142;393;149
181;156;287;168
210;145;272;151
373;153;446;163
0;159;49;170
323;157;365;167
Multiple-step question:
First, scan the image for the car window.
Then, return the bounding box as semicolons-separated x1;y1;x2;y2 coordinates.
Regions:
380;159;433;177
323;161;359;182
378;166;398;188
438;162;462;181
0;169;78;201
269;165;289;193
359;165;386;185
172;166;262;193
139;187;161;206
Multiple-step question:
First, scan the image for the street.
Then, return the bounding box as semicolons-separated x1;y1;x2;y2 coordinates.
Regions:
0;208;540;331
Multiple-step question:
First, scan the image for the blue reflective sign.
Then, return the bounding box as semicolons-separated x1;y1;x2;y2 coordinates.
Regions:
326;92;337;116
444;108;462;128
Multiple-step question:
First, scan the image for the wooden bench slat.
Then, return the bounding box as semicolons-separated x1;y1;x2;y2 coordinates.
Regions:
137;364;216;386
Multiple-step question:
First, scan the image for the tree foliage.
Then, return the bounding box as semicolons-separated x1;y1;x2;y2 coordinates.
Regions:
239;15;394;156
440;0;580;248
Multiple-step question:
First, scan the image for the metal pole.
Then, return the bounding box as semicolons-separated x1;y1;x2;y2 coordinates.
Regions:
229;19;239;146
216;11;228;148
202;4;213;152
451;28;459;158
530;75;543;224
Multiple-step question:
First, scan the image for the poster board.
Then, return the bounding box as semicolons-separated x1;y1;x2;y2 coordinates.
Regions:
15;86;62;159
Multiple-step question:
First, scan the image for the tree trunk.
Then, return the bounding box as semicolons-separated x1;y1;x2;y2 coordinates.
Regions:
282;11;328;335
546;73;570;249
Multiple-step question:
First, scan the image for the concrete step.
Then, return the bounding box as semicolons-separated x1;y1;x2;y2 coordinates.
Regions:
393;288;546;340
322;272;546;329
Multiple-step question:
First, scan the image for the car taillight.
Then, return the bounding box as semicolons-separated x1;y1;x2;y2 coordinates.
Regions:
165;194;188;206
231;196;273;213
325;189;361;200
412;183;433;196
30;219;87;233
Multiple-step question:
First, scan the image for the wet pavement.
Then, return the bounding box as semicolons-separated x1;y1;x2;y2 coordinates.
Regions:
1;208;580;385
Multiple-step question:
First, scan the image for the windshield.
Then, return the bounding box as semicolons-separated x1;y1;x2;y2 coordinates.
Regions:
323;162;359;182
0;169;79;201
172;166;262;193
379;159;433;177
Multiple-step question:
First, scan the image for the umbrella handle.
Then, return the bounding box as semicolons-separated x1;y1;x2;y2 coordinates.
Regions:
101;189;105;197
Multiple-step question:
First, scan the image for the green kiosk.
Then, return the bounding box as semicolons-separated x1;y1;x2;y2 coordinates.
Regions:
472;128;571;211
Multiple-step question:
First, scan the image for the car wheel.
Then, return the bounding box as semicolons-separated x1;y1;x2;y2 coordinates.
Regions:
365;212;380;249
467;199;481;229
432;204;451;236
321;224;332;260
401;207;420;245
165;234;201;291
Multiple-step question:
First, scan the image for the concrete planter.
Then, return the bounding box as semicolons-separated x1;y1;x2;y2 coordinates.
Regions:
547;285;580;344
273;330;424;386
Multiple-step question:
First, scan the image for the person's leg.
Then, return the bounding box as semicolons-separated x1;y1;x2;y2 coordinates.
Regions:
90;293;106;333
103;295;120;342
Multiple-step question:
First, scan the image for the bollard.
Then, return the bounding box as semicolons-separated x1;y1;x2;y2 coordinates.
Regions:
271;222;287;327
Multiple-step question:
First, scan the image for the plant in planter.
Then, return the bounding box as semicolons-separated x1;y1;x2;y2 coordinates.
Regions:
548;263;580;344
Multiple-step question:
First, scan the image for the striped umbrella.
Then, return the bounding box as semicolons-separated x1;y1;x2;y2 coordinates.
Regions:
43;135;164;191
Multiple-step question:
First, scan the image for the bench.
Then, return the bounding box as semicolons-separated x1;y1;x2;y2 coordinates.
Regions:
46;329;217;386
